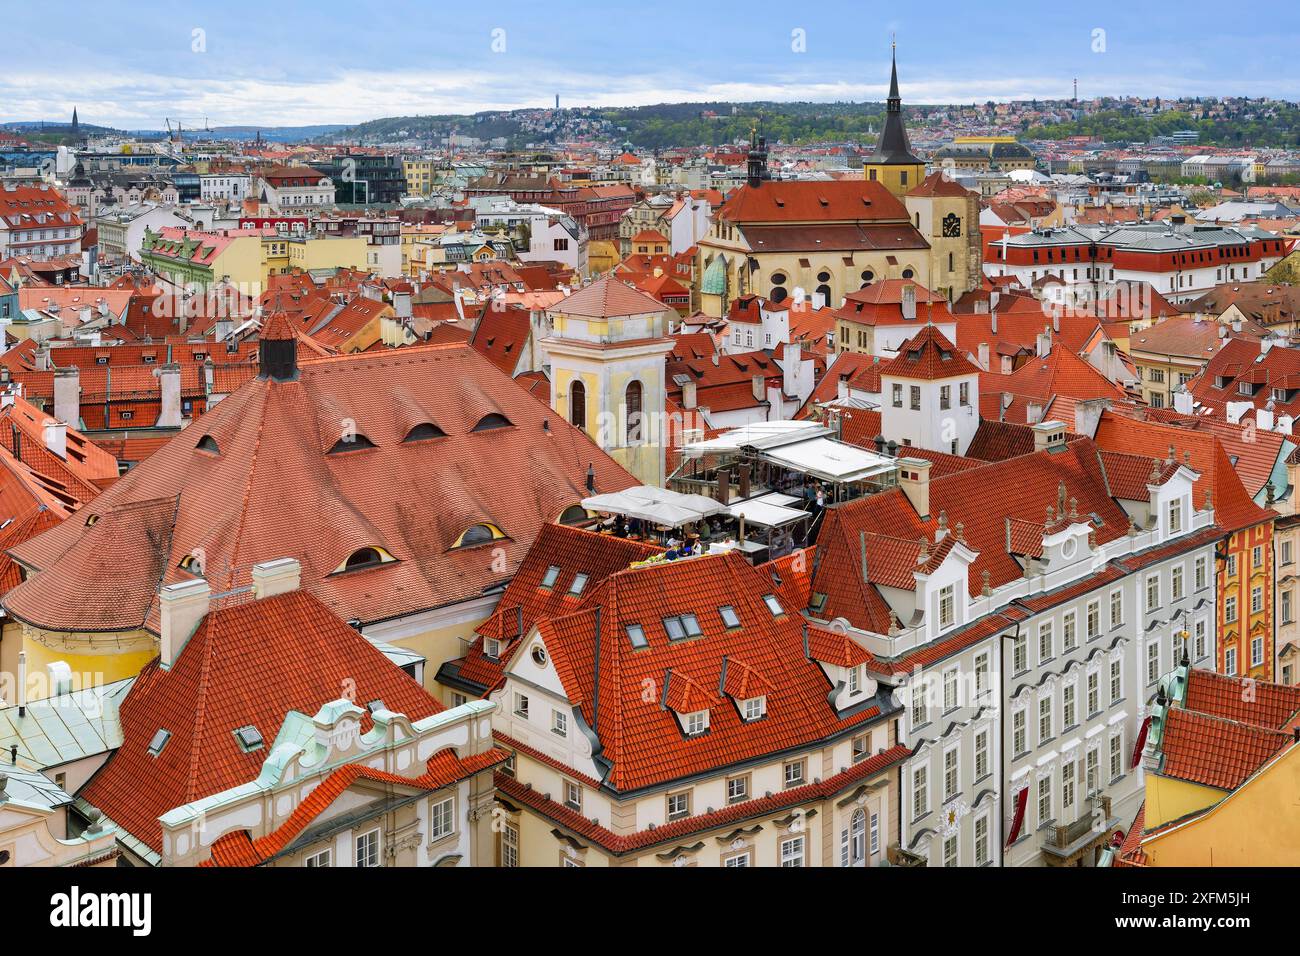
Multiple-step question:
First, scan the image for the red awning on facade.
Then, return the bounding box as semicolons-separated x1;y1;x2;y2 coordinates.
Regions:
1131;715;1152;769
1005;786;1029;846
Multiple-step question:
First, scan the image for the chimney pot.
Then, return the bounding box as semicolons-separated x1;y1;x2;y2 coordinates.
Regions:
159;578;211;670
251;557;301;599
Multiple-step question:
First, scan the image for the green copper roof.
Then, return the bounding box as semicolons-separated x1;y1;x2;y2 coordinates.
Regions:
701;254;728;295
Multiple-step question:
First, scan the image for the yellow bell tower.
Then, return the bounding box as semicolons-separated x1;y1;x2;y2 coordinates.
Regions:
864;42;926;199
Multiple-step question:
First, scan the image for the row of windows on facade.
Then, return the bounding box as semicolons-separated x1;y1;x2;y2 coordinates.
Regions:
569;379;641;437
891;381;971;410
302;794;457;867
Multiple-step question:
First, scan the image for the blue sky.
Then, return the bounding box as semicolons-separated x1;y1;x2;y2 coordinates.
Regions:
4;0;1297;127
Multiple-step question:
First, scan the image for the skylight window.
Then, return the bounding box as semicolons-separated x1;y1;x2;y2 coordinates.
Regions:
719;606;740;629
471;413;513;432
148;729;171;757
541;565;561;588
664;613;703;640
626;623;647;649
233;725;264;752
402;423;447;442
569;572;589;595
327;435;377;453
763;594;784;616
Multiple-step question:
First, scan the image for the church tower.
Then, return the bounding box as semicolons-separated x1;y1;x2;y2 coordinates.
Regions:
864;44;926;199
541;277;675;487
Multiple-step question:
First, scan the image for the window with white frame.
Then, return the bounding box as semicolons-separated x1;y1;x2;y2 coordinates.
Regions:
1172;565;1184;601
784;759;805;788
975;652;990;695
1037;776;1052;825
514;693;529;719
1088;671;1100;715
1012;708;1027;756
939;583;956;629
911;681;928;728
847;809;867;865
943;747;959;801
1086;748;1100;794
870;812;880;855
1252;634;1264;667
1195;555;1207;590
1111;590;1123;628
1226;645;1238;676
852;734;870;763
305;848;331;867
667;791;690;821
1195;620;1207;659
1254;545;1264;568
429;795;456;840
552;710;568;737
724;852;750;867
1087;601;1100;639
1063;683;1077;728
1284;590;1294;625
727;775;749;804
1038;695;1053;743
1227;553;1238;577
1109;732;1123;781
1012;633;1027;673
912;765;929;819
1252;586;1263;615
943;668;958;712
848;666;860;694
1226;595;1238;623
1283;539;1294;565
974;815;989;866
356;828;380;868
943;833;958;867
1063;612;1077;652
1110;659;1122;703
1062;760;1076;814
1146;575;1159;611
741;696;766;721
1147;642;1160;685
564;780;583;812
780;836;805;867
1169;498;1183;534
975;728;989;779
683;710;709;736
1038;621;1053;662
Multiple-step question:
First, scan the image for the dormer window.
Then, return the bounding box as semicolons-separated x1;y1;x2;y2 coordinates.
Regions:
455;524;503;548
335;546;394;573
402;422;447;442
740;696;767;721
471;413;513;432
328;434;377;453
540;565;561;588
484;637;501;659
1238;382;1253;396
196;434;220;455
683;710;709;736
848;666;860;694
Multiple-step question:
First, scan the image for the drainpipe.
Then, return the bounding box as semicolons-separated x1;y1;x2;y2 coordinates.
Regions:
998;622;1022;867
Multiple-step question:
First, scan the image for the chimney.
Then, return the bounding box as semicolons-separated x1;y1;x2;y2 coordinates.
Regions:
1032;419;1068;453
682;381;697;409
1072;398;1110;438
1036;328;1052;357
392;291;412;319
34;344;52;372
1052;310;1060;334
42;418;66;459
1026;401;1045;425
837;376;850;401
977;342;990;371
252;557;301;599
752;374;766;402
1173;388;1194;416
156;363;182;428
53;367;80;427
902;284;917;320
159;578;211;671
897;457;932;520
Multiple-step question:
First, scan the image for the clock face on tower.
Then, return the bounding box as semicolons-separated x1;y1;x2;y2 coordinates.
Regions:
942;213;962;238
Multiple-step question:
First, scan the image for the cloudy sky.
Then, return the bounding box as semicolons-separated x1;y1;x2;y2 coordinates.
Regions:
4;0;1297;128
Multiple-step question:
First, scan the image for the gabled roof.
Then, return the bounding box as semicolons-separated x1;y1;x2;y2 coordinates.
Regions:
531;550;889;793
4;343;638;634
879;325;980;381
555;277;669;319
80;589;443;854
1000;344;1129;402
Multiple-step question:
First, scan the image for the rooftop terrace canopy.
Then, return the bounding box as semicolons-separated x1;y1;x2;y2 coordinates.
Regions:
581;484;727;526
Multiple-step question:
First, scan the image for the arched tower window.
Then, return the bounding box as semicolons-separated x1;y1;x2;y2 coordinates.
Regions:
570;380;587;431
625;380;643;443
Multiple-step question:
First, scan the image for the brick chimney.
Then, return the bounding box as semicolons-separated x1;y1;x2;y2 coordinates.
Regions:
53;367;80;427
252;557;301;599
897;457;932;520
159;578;211;670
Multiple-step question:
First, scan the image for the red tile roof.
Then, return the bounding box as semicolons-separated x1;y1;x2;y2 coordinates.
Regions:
4;343;638;634
556;276;669;318
878;325;980;381
1160;707;1292;791
80;589;444;854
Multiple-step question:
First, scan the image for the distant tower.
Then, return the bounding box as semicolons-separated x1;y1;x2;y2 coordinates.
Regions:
863;41;926;198
1073;78;1078;104
555;93;560;110
70;107;81;143
746;122;769;188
